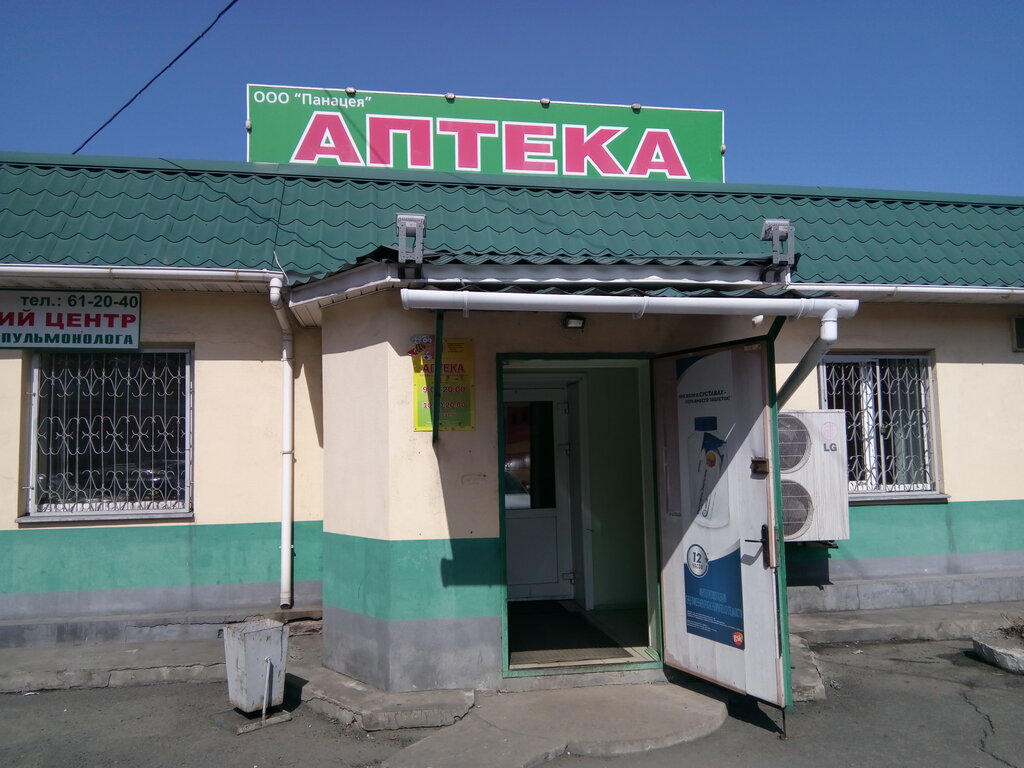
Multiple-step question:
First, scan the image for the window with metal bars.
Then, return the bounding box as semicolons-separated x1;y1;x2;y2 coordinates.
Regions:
29;349;192;519
819;355;936;494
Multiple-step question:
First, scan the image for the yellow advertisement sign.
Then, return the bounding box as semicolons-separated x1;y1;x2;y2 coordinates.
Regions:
410;336;474;431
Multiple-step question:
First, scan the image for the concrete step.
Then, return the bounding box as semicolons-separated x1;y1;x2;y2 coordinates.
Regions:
0;633;475;731
287;634;476;730
787;571;1024;614
790;599;1024;644
382;681;728;768
0;606;322;648
0;637;228;693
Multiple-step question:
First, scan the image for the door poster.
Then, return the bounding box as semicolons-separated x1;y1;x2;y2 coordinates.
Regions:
410;336;474;431
655;342;786;707
676;352;745;649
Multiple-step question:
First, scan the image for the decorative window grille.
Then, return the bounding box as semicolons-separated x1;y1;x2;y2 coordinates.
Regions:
30;349;192;518
819;355;936;494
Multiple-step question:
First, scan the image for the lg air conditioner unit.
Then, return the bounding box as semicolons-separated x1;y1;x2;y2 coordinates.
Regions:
778;410;850;542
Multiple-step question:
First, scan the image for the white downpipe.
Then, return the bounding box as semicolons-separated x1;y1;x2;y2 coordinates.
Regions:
400;288;859;319
777;308;838;408
269;276;295;609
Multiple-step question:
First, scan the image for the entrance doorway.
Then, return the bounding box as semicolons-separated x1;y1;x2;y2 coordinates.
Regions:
502;364;659;671
503;384;573;601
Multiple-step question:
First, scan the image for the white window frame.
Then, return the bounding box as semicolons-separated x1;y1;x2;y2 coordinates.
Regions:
25;347;193;522
818;354;940;498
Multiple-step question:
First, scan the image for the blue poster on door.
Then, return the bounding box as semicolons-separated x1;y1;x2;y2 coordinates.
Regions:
657;341;786;706
677;351;745;650
683;544;745;649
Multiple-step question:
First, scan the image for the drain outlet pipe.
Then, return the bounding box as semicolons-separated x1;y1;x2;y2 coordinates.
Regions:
777;308;838;408
269;276;295;609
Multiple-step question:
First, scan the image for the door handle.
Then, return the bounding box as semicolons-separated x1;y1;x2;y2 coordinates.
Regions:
744;524;771;569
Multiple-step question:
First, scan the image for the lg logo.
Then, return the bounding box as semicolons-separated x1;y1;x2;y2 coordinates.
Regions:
821;421;841;453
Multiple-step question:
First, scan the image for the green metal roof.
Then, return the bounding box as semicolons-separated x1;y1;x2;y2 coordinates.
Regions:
2;152;1022;289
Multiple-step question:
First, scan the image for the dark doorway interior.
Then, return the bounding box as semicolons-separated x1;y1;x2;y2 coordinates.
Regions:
507;600;647;667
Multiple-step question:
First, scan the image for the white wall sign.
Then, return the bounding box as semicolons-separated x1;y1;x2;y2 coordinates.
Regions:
0;290;141;350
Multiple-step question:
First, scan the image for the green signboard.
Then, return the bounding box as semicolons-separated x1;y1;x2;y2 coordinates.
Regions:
247;85;724;183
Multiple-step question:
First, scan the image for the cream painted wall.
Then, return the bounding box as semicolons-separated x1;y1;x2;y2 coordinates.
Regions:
321;291;499;541
322;297;1024;544
774;303;1024;503
0;351;27;530
1;292;324;530
320;296;776;542
322;293;395;538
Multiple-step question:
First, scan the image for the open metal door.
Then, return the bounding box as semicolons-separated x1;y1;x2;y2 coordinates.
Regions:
654;340;788;707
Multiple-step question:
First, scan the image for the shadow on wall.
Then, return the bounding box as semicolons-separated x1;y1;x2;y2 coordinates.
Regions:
294;327;324;448
439;538;504;587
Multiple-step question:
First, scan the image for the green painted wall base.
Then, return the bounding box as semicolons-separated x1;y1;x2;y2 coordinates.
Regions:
322;532;504;690
787;499;1024;583
322;532;503;621
0;521;323;620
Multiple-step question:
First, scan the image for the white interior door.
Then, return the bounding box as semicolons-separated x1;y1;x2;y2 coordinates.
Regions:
653;341;787;707
504;384;573;601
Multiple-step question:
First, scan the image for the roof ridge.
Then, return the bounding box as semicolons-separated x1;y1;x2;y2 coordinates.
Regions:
1;151;1022;207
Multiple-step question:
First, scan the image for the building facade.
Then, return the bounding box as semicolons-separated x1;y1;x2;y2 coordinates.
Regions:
1;153;1022;698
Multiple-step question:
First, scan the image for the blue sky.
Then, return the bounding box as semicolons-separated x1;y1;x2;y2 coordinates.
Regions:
2;0;1021;195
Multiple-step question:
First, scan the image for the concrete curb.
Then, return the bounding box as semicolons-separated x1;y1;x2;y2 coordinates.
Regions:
286;634;476;731
972;630;1024;674
2;663;225;694
0;607;322;649
293;671;475;731
0;634;477;732
0;640;228;694
790;634;826;701
789;600;1024;645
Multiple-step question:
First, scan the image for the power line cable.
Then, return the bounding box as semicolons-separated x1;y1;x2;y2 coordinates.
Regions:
72;0;241;154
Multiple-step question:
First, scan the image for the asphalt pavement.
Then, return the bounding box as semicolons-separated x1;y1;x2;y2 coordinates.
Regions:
1;601;1023;768
4;638;1022;768
546;639;1024;768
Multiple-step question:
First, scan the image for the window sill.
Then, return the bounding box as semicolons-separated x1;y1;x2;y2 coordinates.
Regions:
848;492;950;506
17;511;194;526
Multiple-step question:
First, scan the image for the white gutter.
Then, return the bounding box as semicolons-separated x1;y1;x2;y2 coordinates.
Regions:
0;264;276;284
402;289;858;413
269;276;295;609
400;288;859;319
789;282;1024;303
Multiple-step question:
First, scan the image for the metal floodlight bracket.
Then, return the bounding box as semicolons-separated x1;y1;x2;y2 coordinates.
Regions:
396;213;426;265
760;218;796;267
